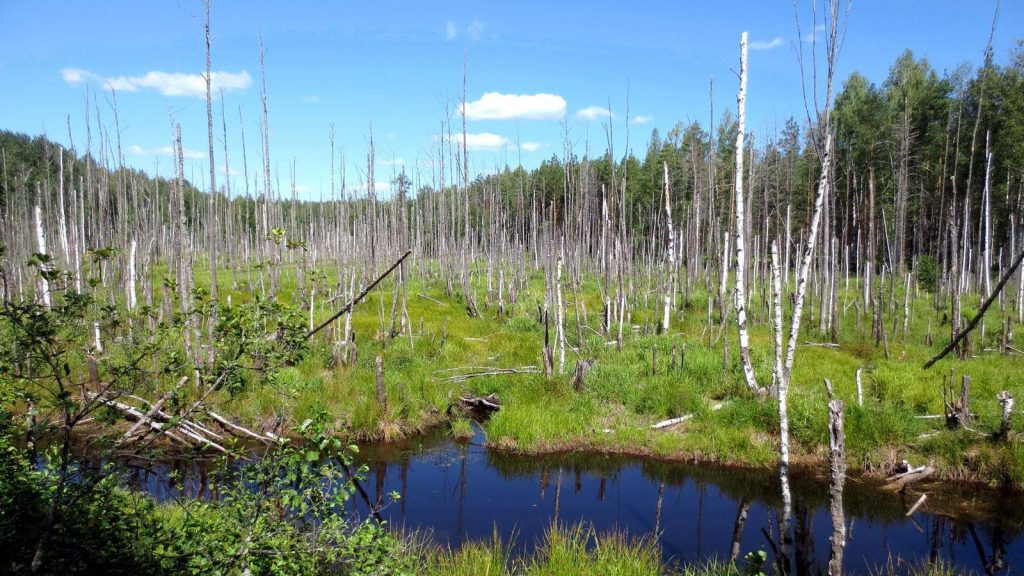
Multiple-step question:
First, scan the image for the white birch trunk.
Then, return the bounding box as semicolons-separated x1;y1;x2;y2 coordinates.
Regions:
662;161;674;332
769;240;793;559
783;132;833;383
733;32;761;395
34;203;51;308
127;238;137;311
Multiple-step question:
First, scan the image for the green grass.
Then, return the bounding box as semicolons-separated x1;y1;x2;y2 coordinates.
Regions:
418;523;664;576
76;257;1024;488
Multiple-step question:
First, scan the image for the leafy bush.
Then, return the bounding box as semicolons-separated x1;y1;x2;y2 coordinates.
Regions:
917;254;939;293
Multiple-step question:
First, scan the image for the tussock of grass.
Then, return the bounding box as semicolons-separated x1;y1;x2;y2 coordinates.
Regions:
418;523;663;576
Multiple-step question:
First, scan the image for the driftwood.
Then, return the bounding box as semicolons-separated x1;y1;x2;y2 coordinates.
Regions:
416;293;446;306
906;493;928;517
884;465;935;490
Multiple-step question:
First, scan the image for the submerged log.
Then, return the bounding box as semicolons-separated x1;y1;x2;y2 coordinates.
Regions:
884;465;935;490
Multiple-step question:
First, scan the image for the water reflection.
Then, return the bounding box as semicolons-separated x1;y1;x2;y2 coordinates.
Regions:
113;430;1022;575
353;431;1022;575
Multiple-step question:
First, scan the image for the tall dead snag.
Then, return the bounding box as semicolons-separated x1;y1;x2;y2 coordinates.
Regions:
662;161;674;332
826;381;846;576
556;251;566;374
204;0;218;306
733;31;762;396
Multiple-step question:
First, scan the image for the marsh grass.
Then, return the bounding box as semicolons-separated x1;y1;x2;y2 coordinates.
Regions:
125;263;1024;486
419;523;664;576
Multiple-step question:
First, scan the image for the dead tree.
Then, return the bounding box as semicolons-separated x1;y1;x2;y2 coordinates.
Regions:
733;31;763;397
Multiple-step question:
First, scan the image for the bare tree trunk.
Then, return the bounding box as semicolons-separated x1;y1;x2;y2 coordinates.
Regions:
733;32;761;396
827;394;846;576
982;132;994;295
34;201;51;308
127;238;137;311
204;0;218;306
662;161;674;332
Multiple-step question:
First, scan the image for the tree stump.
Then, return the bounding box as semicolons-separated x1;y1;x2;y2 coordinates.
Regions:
573;359;595;393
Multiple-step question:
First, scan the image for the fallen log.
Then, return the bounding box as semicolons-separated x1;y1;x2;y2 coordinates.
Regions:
436;367;540;383
454;394;501;414
91;393;226;453
802;341;840;349
117;377;187;447
884;465;934;490
416;293;446;306
651;402;727;430
208;411;276;444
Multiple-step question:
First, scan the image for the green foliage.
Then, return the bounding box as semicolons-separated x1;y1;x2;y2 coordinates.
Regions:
155;415;410;576
917;255;939;293
0;431;169;575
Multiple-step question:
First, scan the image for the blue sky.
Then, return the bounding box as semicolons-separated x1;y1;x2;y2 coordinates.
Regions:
0;0;1019;199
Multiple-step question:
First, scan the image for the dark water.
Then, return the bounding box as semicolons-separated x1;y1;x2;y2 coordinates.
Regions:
122;428;1023;575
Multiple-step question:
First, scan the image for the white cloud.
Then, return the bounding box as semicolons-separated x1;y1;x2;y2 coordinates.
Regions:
521;142;541;152
462;92;566;120
381;158;405;167
576;105;614;120
631;114;654;125
60;68;91;84
128;144;204;160
445;20;458;41
802;23;826;42
302;95;320;103
749;37;784;51
467;20;487;42
61;67;251;98
464;132;507;151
